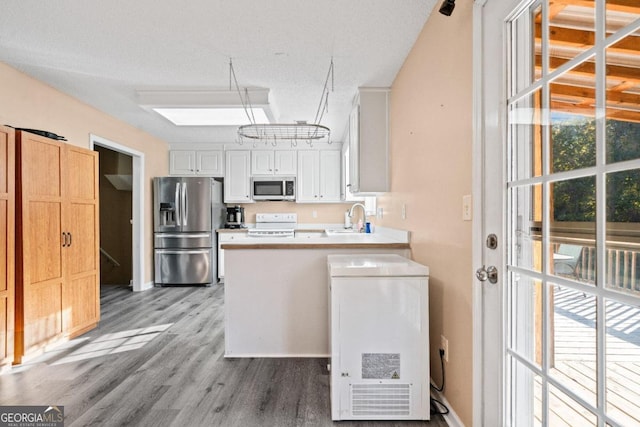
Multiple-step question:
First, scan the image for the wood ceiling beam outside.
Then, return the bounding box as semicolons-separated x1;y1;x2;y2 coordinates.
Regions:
549;0;640;15
550;101;640;123
532;2;640;123
551;82;640;105
535;55;640;85
535;24;640;55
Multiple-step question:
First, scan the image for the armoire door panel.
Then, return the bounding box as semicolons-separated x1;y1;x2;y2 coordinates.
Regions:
23;283;62;349
0;131;8;194
22;138;62;198
0;200;6;292
63;275;98;334
0;125;14;368
67;203;97;275
0;298;7;359
67;148;97;200
27;201;62;284
15;131;98;362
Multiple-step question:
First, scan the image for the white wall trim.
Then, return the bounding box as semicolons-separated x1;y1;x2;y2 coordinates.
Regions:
89;134;148;292
140;281;154;292
431;387;466;427
472;0;488;426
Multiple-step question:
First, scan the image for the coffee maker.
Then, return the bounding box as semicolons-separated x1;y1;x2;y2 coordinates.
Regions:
225;205;245;229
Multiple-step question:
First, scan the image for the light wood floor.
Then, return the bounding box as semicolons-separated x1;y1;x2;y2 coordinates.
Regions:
0;284;448;427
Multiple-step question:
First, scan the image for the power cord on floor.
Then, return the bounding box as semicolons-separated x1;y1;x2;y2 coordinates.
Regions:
431;349;446;392
430;348;450;416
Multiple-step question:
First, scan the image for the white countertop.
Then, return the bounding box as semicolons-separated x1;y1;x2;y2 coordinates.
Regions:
327;254;429;277
220;226;411;248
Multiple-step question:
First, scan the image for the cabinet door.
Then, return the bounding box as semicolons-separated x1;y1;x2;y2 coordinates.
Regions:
170;150;196;175
225;151;251;203
0;126;14;368
348;106;360;193
197;150;223;176
274;150;297;175
319;150;342;202
251;151;274;175
296;151;319;202
16;132;65;360
64;146;99;336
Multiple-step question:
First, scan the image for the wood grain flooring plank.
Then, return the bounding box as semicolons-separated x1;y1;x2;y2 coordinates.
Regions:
0;284;447;427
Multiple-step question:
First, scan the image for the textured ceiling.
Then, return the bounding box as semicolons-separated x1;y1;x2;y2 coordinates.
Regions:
0;0;436;144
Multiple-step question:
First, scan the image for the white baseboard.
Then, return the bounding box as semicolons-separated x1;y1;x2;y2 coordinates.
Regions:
137;281;154;292
431;386;466;427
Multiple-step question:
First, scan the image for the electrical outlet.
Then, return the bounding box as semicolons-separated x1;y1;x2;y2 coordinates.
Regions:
401;204;407;220
312;210;317;218
441;335;449;362
377;207;383;219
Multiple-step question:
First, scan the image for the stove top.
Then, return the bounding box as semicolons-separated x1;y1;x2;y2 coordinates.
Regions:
250;213;297;237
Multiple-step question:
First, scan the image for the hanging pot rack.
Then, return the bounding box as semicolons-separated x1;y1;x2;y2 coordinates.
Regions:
230;58;334;146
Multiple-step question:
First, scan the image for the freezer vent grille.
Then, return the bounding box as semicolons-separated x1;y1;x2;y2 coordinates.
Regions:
351;383;411;417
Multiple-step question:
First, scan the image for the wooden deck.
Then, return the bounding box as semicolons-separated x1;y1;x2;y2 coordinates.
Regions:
536;287;640;426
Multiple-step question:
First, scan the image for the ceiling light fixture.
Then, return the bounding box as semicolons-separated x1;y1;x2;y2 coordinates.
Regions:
439;0;455;16
232;58;334;146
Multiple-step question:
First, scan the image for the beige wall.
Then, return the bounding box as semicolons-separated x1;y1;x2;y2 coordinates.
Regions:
378;2;474;425
0;62;168;285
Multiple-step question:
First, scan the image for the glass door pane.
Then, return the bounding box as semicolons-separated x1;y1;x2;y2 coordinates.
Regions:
507;1;640;425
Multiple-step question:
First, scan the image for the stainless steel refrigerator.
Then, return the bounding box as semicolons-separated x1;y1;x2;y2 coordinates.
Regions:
153;177;224;285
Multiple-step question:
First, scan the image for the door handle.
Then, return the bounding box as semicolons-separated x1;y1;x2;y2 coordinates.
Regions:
62;232;67;247
182;182;188;227
68;232;72;247
175;183;181;226
476;265;498;284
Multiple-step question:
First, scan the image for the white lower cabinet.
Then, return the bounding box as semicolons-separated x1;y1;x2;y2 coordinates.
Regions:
297;150;341;202
217;231;249;280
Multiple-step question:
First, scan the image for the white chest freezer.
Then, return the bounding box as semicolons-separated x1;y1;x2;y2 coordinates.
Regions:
327;254;430;421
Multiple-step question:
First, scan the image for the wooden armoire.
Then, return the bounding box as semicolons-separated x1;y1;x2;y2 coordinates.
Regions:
14;130;100;363
0;126;15;370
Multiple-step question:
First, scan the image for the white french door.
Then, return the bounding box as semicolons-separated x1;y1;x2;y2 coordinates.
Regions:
477;0;640;425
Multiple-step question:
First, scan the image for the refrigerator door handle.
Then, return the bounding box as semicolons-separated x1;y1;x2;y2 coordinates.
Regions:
182;182;188;227
174;182;181;227
155;233;211;239
155;249;211;255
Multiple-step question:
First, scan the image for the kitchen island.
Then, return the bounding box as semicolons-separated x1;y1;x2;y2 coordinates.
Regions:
221;228;410;357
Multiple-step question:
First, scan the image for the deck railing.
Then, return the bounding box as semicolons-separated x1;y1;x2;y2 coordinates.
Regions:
552;241;640;297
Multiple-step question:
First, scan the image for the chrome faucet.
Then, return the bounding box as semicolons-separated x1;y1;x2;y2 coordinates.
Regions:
348;203;367;232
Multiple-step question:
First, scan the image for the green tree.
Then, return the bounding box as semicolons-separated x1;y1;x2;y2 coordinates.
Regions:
551;116;640;222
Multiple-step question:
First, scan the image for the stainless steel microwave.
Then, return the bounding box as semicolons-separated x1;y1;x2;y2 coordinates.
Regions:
251;177;296;201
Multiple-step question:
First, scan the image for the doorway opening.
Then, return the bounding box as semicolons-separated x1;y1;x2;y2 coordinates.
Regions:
90;134;146;292
95;145;133;288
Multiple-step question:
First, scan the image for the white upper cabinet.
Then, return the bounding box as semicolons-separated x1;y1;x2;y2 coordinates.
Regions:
319;150;342;201
274;150;297;175
224;150;252;203
170;149;224;176
347;88;390;193
196;150;224;176
251;150;297;176
170;150;196;175
297;150;341;203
